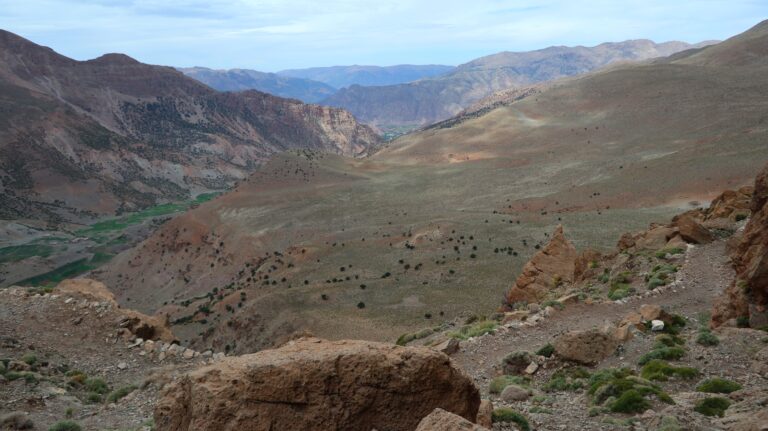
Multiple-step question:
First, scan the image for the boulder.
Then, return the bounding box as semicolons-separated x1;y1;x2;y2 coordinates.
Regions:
620;311;644;330
505;225;578;305
651;320;665;332
434;338;460;355
154;337;480;431
416;408;489;431
500;384;531;402
705;186;753;221
553;329;618;365
713;163;768;327
617;232;636;251
476;400;493;429
672;213;713;244
502;311;530;323
636;226;678;250
639;304;673;324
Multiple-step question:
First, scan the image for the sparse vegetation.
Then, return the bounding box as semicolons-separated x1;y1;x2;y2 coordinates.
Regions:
106;384;138;403
489;375;530;394
694;397;731;417
637;346;686;365
588;368;673;412
640;360;698;381
543;367;590;392
696;378;742;394
491;408;530;430
49;421;82;431
535;343;555;358
448;321;497;340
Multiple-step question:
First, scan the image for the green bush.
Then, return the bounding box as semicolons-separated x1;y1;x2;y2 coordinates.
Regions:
654;334;685;348
588;368;673;409
21;353;37;366
501;351;533;374
696;378;742;394
694;397;731;417
543;367;590;392
535;343;555;358
489;375;530;394
657;415;681;431
655;247;685;259
736;316;750;328
49;421;82;431
491;408;530;431
610;389;651;413
696;330;719;346
637;346;685;365
640;360;698;381
448;321;497;340
86;392;102;403
84;377;108;395
106;384;137;403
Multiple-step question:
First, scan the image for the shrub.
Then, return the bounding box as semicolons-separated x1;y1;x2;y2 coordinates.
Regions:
696;330;719;347
694;397;731;417
736;316;750;328
84;377;109;394
501;351;533;375
637;346;685;365
640;360;698;381
696;378;742;394
86;392;102;403
21;353;37;366
588;368;673;409
489;375;530;394
535;343;555;358
658;416;681;431
655;247;685;259
735;214;748;222
491;408;530;431
449;321;497;340
541;300;564;310
543;367;590;392
49;421;82;431
610;389;651;413
106;384;137;403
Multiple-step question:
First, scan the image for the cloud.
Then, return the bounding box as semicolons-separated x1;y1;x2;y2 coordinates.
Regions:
0;0;765;70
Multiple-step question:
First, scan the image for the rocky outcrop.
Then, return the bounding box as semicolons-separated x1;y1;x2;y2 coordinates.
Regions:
704;186;753;221
671;213;714;244
553;328;619;365
54;279;175;342
505;225;578;306
415;408;489;431
713;164;768;327
154;337;480;431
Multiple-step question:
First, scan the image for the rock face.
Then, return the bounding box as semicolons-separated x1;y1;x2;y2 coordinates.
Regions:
553;328;619;365
55;279;175;342
705;186;753;221
505;225;578;305
154;337;480;431
713;164;768;327
415;408;489;431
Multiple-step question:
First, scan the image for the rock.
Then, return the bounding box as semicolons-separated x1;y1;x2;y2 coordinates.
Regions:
553;329;619;365
636;226;678;250
476;400;493;428
502;351;534;375
505;225;578;305
182;349;195;360
527;303;541;313
617;232;636;251
524;362;539;375
154;337;480;431
672;213;714;244
556;293;581;305
416;408;489;431
117;362;128;370
705;186;753;221
7;361;31;372
727;407;768;431
665;234;688;250
613;324;635;342
620;311;645;330
751;346;768;375
651;320;665;331
713;163;768;327
639;304;673;324
574;248;602;282
502;311;530;323
500;384;531;402
434;338;460;356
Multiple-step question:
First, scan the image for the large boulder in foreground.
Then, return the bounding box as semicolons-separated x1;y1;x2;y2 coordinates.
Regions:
505;225;578;305
713;164;768;327
154;337;480;431
416;408;489;431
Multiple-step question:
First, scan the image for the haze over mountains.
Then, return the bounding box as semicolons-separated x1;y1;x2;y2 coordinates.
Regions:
0;30;380;224
95;22;768;353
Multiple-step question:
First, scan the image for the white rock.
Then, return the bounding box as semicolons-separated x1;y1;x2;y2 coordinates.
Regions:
117;362;128;370
651;320;665;331
524;362;539;375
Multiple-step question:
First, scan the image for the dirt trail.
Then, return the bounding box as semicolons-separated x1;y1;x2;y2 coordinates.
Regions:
452;239;733;387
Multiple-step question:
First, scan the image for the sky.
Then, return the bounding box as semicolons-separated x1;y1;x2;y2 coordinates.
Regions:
0;0;766;71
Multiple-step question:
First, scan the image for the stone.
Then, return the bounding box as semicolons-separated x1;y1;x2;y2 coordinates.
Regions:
505;225;578;305
434;338;460;356
636;226;677;250
620;311;645;330
553;329;619;365
182;349;195;360
651;320;665;331
476;400;493;429
154;337;480;431
416;408;489;431
613;324;635;342
672;213;714;244
665;234;688;250
502;311;529;323
639;304;673;324
502;351;534;375
527;303;541;313
500;384;530;402
524;362;539;375
117;362;128;370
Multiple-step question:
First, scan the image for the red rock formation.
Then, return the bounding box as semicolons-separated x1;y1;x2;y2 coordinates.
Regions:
712;164;768;327
154;337;480;431
504;225;578;306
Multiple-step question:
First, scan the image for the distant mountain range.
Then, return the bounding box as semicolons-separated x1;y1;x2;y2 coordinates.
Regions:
0;30;380;224
178;67;337;103
322;40;719;128
277;65;455;89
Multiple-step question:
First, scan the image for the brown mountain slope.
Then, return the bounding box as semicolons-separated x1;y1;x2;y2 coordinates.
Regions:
0;30;381;224
96;21;767;354
322;39;716;129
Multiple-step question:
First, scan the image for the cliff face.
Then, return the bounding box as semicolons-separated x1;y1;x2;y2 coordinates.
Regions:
0;30;381;224
712;164;768;328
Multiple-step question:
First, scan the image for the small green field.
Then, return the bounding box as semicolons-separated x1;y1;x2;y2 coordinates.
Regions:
17;252;114;287
0;244;54;264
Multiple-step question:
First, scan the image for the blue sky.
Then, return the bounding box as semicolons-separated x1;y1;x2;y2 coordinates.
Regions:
1;0;766;71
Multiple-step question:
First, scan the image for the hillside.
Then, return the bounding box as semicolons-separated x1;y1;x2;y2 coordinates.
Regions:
178;67;336;103
322;39;716;129
0;30;381;225
94;21;768;356
277;64;455;89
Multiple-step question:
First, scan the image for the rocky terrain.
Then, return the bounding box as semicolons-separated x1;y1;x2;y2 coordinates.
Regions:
322;39;716;129
0;29;381;225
